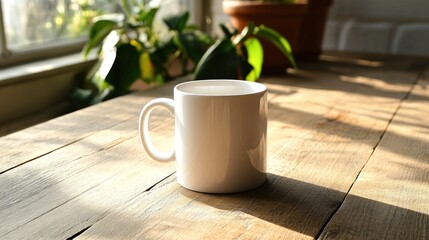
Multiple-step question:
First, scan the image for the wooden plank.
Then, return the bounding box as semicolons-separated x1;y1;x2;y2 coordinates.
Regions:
0;75;176;238
0;114;176;239
77;60;423;239
0;80;176;174
0;87;178;238
319;65;429;239
0;101;174;207
0;94;138;173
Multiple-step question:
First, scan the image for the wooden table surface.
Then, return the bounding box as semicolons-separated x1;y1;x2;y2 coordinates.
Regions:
1;54;428;239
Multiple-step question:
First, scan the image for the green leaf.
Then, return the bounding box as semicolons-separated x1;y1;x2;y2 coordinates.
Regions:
194;39;240;80
148;41;179;82
244;37;263;81
239;57;254;81
232;22;255;46
163;12;189;31
140;51;155;83
69;88;94;109
105;43;141;95
83;19;117;57
219;23;233;39
255;25;297;68
137;8;159;27
120;0;133;19
150;41;177;68
155;74;165;85
175;31;213;64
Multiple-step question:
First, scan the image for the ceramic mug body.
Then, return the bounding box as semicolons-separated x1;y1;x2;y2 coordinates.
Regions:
139;80;267;193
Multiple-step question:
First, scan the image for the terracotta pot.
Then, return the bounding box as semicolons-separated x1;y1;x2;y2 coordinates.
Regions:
223;0;332;73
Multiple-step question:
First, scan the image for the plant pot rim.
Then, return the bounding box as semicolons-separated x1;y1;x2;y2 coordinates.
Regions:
223;0;333;8
223;1;309;15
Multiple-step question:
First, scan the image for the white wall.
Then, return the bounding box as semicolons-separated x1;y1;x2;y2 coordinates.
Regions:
323;0;429;56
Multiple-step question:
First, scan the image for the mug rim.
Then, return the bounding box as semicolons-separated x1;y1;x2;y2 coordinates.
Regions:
174;80;267;97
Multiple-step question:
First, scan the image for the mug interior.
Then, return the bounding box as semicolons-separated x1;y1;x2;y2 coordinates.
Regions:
175;80;266;96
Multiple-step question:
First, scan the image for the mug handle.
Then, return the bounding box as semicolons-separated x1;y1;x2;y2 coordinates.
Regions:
138;98;175;161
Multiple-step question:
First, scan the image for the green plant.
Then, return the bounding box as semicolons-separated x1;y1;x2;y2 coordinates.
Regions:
81;0;213;101
76;1;295;107
194;23;296;81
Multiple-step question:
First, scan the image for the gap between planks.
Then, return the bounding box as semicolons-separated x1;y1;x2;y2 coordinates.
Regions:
66;226;92;240
0;116;174;236
0;87;175;175
315;59;429;239
65;172;176;239
0;120;127;175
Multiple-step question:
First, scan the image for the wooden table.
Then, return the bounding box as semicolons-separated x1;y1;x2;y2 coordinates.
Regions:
1;54;428;239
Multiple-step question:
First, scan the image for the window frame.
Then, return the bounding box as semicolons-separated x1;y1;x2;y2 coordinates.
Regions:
0;0;205;69
0;1;96;68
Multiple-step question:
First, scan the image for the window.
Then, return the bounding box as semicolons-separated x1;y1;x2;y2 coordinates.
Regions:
0;0;197;68
0;0;119;67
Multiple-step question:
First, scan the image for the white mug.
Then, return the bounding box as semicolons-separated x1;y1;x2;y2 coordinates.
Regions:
138;80;267;193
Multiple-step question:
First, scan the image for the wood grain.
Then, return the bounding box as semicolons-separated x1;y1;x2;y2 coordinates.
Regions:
319;65;429;239
0;82;178;238
76;59;424;239
0;115;176;239
0;80;176;174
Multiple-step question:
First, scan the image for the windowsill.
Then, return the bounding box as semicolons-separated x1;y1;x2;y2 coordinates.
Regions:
0;52;98;136
0;52;97;87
